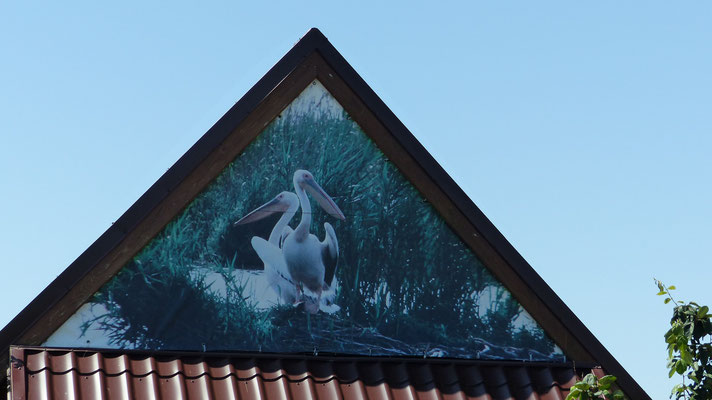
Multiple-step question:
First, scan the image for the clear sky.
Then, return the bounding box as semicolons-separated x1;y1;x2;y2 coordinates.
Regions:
1;2;710;398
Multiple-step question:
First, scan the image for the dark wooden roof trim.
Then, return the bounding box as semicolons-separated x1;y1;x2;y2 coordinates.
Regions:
305;34;648;400
0;28;319;375
0;28;649;399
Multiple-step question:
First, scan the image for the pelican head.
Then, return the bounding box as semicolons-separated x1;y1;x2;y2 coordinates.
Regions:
293;170;345;220
234;191;299;226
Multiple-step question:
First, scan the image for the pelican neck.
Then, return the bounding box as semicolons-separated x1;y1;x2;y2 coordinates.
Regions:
294;182;311;242
268;202;297;245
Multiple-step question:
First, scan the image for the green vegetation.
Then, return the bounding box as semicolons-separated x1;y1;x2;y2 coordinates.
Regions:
85;84;559;359
588;282;712;400
656;280;712;400
566;374;625;400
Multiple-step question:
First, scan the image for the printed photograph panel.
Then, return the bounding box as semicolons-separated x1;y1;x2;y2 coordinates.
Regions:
45;81;564;362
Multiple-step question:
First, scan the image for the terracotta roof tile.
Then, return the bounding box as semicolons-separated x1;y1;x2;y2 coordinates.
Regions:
9;347;601;400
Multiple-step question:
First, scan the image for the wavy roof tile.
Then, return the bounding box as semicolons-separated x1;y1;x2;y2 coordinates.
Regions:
10;347;600;400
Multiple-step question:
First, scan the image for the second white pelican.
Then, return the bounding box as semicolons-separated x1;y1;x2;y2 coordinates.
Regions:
282;169;345;313
234;191;299;304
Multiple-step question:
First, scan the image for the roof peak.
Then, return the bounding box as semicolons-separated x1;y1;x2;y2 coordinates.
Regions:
0;29;649;400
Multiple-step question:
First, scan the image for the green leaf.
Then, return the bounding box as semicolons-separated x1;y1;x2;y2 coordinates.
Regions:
665;331;675;344
684;323;695;340
567;387;582;400
665;298;672;304
698;306;709;318
680;347;693;365
676;360;687;374
599;375;617;386
669;285;676;290
582;373;596;386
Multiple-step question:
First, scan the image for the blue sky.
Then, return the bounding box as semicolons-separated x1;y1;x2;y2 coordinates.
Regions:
1;2;710;398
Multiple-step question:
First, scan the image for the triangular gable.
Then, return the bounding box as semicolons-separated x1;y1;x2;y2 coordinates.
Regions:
0;29;648;399
42;80;564;362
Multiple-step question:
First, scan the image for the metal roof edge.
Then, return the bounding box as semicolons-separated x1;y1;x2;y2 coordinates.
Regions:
10;345;601;370
10;346;602;399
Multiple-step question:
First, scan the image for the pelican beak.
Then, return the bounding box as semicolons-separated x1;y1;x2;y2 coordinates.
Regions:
234;196;290;226
304;178;346;220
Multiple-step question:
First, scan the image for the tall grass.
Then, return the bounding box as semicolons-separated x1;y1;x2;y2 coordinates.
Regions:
86;82;560;360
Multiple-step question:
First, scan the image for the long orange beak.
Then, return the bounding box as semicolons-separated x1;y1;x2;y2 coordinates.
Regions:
304;178;345;220
234;196;290;226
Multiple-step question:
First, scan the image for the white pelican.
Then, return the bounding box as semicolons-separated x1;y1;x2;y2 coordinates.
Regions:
234;191;299;304
282;169;345;313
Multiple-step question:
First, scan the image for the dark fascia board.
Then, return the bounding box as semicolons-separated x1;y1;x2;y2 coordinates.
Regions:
310;32;649;400
0;28;319;371
0;28;649;399
11;345;601;370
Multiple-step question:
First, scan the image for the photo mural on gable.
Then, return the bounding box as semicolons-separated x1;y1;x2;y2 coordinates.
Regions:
46;81;564;361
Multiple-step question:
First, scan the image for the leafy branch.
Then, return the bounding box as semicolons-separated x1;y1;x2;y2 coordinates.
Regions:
656;279;712;400
566;373;625;400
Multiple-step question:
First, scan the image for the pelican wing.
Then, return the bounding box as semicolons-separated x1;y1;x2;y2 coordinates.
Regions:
252;236;298;304
251;237;287;274
321;222;339;289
